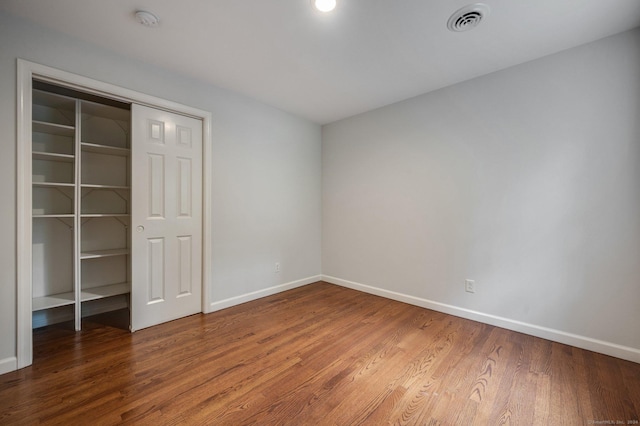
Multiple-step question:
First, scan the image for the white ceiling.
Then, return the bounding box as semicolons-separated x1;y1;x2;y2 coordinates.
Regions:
2;0;640;124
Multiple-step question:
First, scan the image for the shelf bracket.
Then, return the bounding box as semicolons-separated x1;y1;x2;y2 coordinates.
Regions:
114;217;129;227
81;188;95;199
53;186;74;200
58;108;75;126
114;120;130;140
54;217;74;230
111;188;129;203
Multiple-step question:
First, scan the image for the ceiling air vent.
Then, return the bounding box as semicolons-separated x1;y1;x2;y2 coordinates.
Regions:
447;3;490;32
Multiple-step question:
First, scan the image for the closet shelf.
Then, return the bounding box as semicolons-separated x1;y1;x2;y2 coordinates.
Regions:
81;282;130;302
80;248;129;259
33;120;75;137
33;214;74;218
32;151;75;163
81;213;129;218
33;291;75;311
81;184;130;190
32;283;131;310
33;89;76;111
32;181;75;188
81;142;130;157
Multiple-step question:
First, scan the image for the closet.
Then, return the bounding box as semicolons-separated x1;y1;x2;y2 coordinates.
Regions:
16;60;210;369
32;82;131;330
29;77;204;335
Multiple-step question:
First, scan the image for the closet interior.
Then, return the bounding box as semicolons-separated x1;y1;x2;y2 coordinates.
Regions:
31;81;131;330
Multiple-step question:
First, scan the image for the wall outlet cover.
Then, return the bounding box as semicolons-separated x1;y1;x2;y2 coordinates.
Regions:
465;279;475;293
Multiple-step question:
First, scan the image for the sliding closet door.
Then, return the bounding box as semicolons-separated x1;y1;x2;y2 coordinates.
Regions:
131;104;203;331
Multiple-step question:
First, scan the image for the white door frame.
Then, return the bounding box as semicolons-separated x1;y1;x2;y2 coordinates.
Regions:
16;59;213;369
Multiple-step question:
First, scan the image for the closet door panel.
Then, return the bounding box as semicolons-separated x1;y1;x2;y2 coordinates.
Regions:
131;104;202;331
147;153;166;218
147;237;165;303
177;157;193;218
177;235;193;296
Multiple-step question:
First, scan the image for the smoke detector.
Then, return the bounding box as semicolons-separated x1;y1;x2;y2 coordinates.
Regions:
447;3;490;32
135;10;160;27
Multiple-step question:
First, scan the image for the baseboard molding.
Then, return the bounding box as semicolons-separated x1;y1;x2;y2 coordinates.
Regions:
322;275;640;364
0;356;18;375
208;275;322;313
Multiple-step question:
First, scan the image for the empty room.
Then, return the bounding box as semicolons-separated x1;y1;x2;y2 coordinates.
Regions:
1;0;639;424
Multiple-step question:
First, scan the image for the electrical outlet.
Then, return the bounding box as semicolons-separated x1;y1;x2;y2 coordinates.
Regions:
275;262;280;273
465;279;475;293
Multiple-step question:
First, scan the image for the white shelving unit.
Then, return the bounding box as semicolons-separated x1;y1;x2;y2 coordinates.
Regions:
31;89;77;328
79;98;131;327
32;85;131;330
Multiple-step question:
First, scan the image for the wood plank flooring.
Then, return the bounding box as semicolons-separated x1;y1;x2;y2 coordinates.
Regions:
1;282;639;425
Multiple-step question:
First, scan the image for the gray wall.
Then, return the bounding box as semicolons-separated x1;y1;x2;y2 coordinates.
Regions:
0;12;322;369
322;29;640;356
2;11;639;370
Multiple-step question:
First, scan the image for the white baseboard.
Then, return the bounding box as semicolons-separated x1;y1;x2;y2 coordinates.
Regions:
0;356;18;375
207;275;322;313
322;275;640;364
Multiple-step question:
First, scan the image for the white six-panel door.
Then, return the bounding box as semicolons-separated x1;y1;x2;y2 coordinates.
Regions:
131;104;203;331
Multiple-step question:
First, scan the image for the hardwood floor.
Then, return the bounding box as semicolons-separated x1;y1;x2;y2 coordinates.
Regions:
1;282;639;425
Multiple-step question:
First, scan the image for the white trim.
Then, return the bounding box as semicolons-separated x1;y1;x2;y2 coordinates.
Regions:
201;115;213;314
0;357;18;376
22;62;206;119
208;276;322;313
16;60;33;369
322;275;640;364
16;59;214;371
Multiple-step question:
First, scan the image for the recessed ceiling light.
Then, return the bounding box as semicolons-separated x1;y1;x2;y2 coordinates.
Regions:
135;10;160;27
312;0;337;13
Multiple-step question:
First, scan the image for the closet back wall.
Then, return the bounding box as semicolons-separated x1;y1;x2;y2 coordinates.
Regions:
322;28;640;358
0;12;322;373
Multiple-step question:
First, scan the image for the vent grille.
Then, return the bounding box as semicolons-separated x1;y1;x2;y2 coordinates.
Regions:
447;3;490;32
